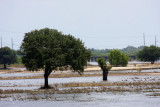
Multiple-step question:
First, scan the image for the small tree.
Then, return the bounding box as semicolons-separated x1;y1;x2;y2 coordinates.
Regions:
21;28;91;88
121;53;128;67
97;58;111;81
109;49;128;67
137;45;160;64
0;47;17;69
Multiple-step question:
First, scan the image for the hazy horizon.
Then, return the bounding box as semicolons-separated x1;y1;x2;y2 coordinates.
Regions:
0;0;160;50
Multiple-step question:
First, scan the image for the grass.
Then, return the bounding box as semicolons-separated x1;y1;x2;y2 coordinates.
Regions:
1;85;159;95
54;81;160;88
0;64;24;68
146;93;160;96
0;80;160;101
56;87;131;94
0;88;54;94
0;95;9;98
0;81;160;95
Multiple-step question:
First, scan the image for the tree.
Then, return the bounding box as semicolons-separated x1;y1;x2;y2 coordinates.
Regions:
137;45;160;64
97;58;111;81
121;53;128;67
0;47;17;69
109;49;128;67
21;28;91;88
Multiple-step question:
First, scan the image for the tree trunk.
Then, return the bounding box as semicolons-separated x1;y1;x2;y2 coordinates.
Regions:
44;73;49;88
43;66;52;89
103;70;108;81
4;64;6;69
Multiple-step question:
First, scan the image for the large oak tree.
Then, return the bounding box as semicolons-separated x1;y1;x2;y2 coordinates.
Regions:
21;28;91;88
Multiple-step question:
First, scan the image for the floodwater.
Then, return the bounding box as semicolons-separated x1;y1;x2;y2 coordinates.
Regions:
0;69;160;107
88;61;151;65
0;72;43;78
0;68;160;78
0;92;160;107
0;75;160;90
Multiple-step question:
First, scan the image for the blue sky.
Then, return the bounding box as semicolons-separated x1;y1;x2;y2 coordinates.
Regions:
0;0;160;50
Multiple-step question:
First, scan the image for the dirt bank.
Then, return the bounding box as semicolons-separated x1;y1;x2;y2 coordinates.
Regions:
85;63;160;71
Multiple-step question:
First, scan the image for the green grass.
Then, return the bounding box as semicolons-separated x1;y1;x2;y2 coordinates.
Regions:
0;64;24;68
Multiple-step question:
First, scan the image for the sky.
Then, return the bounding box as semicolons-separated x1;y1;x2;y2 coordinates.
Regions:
0;0;160;50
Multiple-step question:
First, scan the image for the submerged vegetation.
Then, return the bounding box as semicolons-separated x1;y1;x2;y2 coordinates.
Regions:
0;80;160;96
97;58;111;80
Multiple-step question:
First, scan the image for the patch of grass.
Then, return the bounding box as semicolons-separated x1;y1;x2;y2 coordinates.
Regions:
0;95;9;98
56;87;132;94
146;93;160;96
0;89;55;94
25;96;40;100
136;67;142;72
54;81;160;88
0;64;24;68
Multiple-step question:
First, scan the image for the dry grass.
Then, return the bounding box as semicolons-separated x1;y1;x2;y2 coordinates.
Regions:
0;89;54;94
146;93;160;96
56;85;160;94
57;87;131;94
1;81;159;95
54;81;160;88
0;95;9;98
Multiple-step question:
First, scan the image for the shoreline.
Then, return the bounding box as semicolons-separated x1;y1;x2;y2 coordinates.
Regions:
85;63;160;71
85;66;160;71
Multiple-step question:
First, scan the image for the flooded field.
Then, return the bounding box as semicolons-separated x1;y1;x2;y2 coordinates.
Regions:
0;91;160;107
0;68;160;107
0;75;160;89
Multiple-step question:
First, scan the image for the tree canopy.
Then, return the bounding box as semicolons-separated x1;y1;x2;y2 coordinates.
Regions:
137;45;160;64
109;49;128;67
21;28;91;88
89;46;144;57
0;47;17;69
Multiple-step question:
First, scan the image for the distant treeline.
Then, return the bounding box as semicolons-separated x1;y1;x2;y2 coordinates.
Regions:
88;46;144;56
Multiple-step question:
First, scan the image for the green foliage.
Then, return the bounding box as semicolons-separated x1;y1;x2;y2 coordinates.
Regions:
121;53;128;67
109;49;128;67
16;49;23;56
97;58;111;81
137;45;160;64
17;57;22;64
0;47;17;68
88;48;110;56
97;58;111;71
121;46;144;55
89;46;144;57
21;28;91;73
